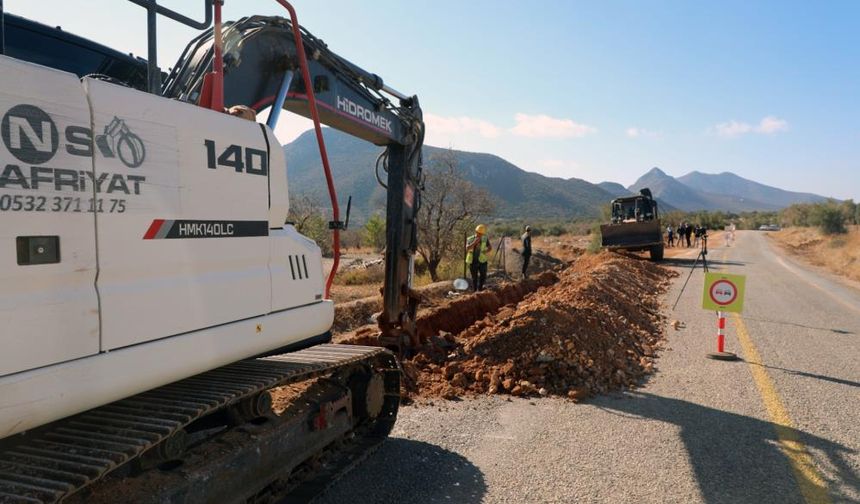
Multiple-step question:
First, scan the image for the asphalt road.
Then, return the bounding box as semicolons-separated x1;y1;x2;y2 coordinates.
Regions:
318;231;860;504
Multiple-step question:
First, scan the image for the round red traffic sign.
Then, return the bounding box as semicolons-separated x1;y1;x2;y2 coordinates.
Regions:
709;279;738;306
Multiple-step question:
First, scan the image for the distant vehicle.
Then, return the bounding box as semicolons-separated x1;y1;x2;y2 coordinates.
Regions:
600;188;663;261
759;224;781;231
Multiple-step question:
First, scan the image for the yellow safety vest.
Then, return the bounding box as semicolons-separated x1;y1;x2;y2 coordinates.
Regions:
466;235;489;264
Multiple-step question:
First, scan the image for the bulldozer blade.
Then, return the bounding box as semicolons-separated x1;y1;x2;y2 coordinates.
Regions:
600;221;662;249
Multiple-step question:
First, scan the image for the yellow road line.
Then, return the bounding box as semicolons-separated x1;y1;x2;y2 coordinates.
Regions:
732;313;831;504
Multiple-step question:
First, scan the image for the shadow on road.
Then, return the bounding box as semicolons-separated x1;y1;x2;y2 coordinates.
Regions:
661;257;749;269
744;361;860;390
314;438;486;504
742;315;854;335
595;391;859;504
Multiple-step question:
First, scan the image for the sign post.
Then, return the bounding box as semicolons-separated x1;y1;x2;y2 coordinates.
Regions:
702;272;746;360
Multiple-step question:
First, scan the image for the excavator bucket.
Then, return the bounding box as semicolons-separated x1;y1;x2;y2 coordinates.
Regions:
600;220;662;249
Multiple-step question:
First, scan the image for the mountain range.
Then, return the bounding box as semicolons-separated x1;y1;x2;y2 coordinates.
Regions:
283;129;829;221
627;167;826;212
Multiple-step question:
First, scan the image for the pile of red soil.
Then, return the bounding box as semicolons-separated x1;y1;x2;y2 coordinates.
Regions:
402;252;676;402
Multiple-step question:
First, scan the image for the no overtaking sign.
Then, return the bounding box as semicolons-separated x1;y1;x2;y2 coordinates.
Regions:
702;272;746;313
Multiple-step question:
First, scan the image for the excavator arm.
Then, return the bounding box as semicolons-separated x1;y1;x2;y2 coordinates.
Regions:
162;14;425;352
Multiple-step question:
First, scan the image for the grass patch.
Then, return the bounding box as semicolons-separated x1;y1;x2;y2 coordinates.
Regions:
587;226;603;254
413;256;469;286
335;267;385;286
771;226;860;283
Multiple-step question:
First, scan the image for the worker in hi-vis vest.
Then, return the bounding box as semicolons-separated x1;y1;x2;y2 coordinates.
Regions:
466;224;492;291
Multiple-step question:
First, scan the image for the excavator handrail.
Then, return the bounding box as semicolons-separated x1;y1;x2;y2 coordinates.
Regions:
272;0;341;299
192;0;342;298
128;0;213;29
127;0;214;94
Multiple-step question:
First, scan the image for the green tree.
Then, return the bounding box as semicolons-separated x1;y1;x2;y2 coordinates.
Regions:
781;203;814;227
340;228;363;250
288;193;332;256
362;213;387;251
840;199;857;225
815;204;847;235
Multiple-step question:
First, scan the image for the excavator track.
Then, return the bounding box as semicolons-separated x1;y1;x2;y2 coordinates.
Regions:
0;344;399;504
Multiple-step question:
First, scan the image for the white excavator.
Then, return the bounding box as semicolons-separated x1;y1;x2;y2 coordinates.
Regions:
0;1;424;502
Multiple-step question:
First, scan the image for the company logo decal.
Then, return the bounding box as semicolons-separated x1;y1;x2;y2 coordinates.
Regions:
96;117;146;168
0;105;150;213
336;95;393;133
1;104;59;165
2;105;146;168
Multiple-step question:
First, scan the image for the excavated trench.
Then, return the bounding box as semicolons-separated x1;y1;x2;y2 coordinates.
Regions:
337;251;677;404
335;270;559;346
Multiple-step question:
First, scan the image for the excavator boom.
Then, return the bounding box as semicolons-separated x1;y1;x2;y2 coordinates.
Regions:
162;13;425;350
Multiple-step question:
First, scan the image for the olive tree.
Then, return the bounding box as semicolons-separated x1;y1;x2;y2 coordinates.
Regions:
416;150;494;281
288;192;332;256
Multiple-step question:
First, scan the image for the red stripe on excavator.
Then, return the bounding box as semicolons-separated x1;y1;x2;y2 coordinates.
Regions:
143;219;165;240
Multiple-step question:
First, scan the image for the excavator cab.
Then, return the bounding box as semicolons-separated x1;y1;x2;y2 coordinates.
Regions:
0;13;149;90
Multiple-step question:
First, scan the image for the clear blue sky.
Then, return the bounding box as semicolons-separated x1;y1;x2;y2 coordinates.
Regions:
9;0;859;199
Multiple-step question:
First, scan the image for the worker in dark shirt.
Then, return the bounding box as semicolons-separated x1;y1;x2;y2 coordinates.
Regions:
521;225;532;279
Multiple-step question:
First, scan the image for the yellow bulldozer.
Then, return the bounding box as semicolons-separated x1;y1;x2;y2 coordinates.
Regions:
600;188;664;261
